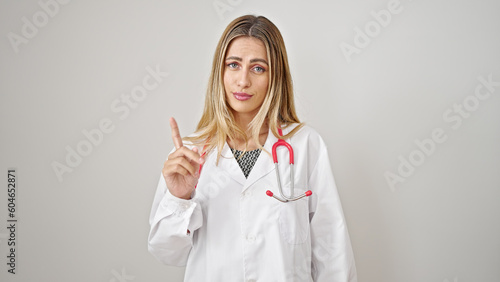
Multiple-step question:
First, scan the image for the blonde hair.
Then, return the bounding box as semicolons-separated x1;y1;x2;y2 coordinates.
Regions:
185;15;304;163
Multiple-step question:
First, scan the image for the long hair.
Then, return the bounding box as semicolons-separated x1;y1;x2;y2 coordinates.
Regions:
184;15;303;163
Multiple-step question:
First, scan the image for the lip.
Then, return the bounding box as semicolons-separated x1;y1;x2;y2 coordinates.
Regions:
233;92;252;101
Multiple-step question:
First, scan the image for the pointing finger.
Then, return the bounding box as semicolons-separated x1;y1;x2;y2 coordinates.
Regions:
170;117;183;149
168;147;204;165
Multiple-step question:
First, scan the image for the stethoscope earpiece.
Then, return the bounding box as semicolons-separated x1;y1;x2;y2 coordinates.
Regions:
266;189;312;203
266;128;312;203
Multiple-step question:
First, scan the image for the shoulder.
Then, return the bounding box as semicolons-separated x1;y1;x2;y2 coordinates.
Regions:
281;123;329;158
165;132;202;158
286;123;326;145
284;124;332;172
181;131;203;147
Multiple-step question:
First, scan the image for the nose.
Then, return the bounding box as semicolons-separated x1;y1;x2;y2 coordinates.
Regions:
237;69;251;89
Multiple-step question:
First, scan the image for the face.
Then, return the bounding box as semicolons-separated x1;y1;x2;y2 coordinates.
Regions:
223;36;269;120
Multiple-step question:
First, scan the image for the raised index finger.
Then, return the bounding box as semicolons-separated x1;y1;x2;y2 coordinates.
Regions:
169;117;183;149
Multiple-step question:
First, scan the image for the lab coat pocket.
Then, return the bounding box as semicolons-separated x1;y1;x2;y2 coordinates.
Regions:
278;189;310;245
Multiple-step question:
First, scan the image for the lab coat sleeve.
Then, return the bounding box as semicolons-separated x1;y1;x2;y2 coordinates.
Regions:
309;137;357;282
148;168;203;266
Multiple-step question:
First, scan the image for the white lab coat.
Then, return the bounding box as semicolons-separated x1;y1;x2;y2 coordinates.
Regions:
148;124;357;282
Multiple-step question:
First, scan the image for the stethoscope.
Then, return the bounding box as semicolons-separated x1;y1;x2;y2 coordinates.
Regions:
197;128;312;202
265;128;312;203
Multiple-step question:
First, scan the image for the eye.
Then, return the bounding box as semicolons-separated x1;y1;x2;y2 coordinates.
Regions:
253;66;266;73
227;62;239;69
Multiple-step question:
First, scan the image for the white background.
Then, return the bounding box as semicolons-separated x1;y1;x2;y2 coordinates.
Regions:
1;0;499;281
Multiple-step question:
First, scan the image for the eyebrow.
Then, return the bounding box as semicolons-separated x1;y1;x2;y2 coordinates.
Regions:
225;56;269;66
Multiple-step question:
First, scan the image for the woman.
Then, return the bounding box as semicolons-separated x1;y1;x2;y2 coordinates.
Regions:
148;15;357;281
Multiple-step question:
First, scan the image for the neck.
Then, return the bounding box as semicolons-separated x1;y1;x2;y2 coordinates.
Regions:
233;112;254;132
229;112;269;150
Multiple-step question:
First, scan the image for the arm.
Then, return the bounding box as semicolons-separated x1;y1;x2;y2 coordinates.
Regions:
148;118;204;266
309;138;357;281
148;173;203;266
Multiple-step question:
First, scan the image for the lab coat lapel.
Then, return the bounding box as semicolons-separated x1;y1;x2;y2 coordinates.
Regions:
242;127;278;192
219;142;247;186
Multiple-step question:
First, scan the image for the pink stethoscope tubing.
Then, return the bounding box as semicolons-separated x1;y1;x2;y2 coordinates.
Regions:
195;128;313;202
265;128;312;202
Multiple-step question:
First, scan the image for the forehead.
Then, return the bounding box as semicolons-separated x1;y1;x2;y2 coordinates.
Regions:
226;36;267;59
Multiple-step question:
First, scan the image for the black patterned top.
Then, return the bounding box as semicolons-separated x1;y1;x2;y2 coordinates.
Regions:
230;148;262;178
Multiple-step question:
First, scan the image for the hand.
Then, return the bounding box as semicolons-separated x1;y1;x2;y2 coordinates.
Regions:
162;117;204;200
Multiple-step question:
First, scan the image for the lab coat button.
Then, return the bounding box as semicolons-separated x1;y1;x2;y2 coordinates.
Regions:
246;234;256;242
